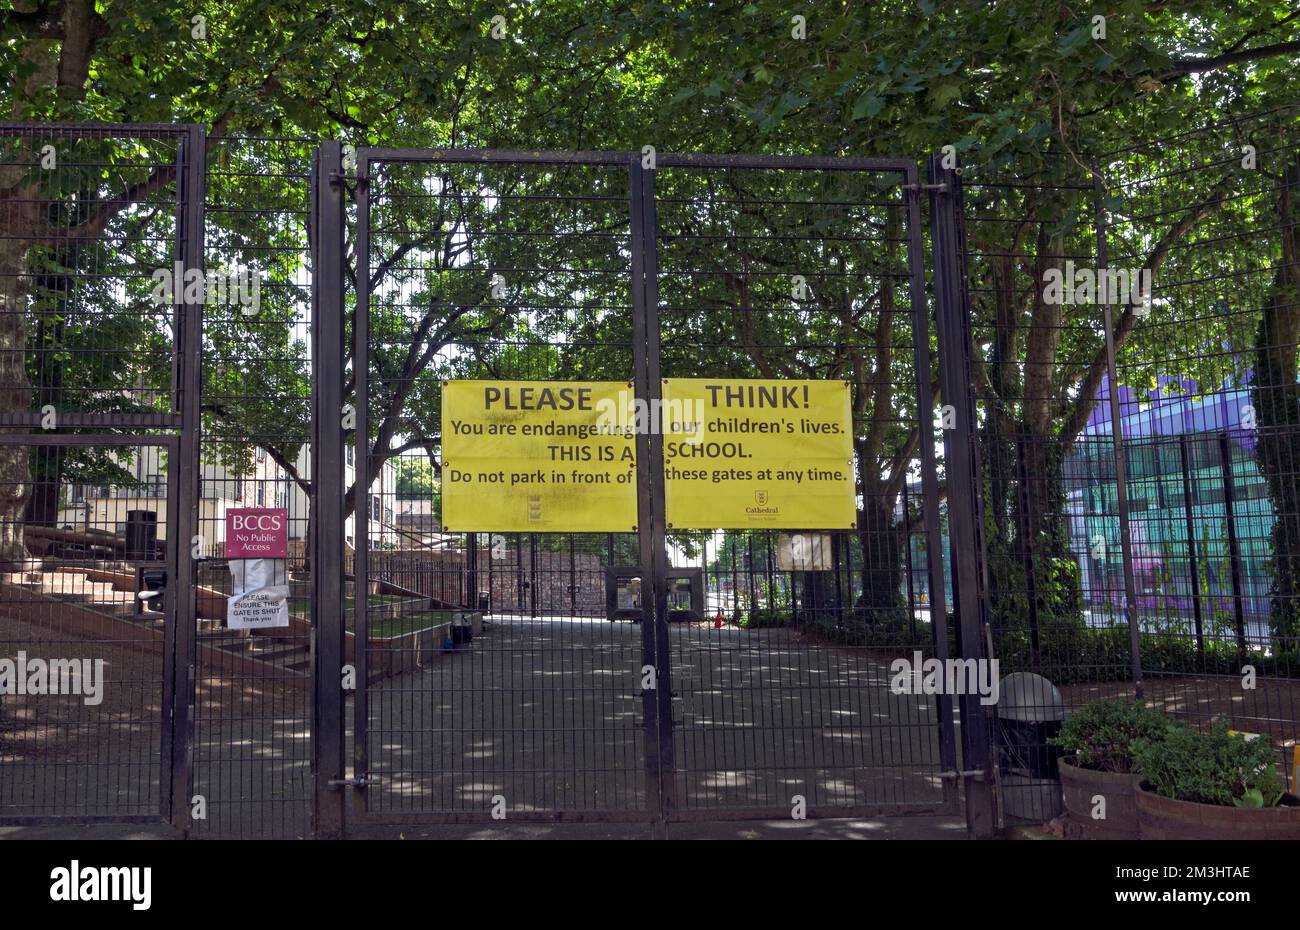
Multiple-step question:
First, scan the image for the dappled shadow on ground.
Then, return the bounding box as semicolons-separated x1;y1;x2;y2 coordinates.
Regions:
364;617;948;817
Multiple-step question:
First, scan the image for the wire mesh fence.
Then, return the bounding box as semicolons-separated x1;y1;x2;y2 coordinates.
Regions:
0;125;190;823
190;135;315;838
353;154;648;819
651;160;953;815
957;105;1300;822
1;108;1296;836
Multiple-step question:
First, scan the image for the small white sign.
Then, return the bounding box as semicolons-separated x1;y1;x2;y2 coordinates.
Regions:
227;558;289;630
228;586;290;629
776;533;833;571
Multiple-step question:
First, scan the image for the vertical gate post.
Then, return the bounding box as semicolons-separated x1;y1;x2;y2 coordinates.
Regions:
352;149;373;811
311;141;347;838
1092;169;1145;697
905;165;960;815
926;154;998;838
169;126;206;835
629;160;672;823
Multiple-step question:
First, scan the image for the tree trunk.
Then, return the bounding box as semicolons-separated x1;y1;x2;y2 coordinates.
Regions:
857;493;905;621
1252;156;1300;643
0;227;34;571
797;569;833;625
25;256;72;531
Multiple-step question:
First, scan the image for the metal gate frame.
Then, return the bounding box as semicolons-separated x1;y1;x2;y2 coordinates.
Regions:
0;123;205;833
642;153;959;823
312;144;981;832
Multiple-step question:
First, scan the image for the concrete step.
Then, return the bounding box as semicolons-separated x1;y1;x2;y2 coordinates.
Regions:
246;641;309;662
16;570;146;619
83;599;143;617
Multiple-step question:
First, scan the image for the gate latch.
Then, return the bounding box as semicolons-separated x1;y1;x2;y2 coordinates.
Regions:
938;769;988;782
327;775;374;789
137;569;167;614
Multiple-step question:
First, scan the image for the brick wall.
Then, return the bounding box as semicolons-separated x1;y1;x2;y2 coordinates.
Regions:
367;546;606;615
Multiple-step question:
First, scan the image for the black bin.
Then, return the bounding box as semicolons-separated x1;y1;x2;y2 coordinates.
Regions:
125;510;158;560
997;671;1065;779
998;716;1064;779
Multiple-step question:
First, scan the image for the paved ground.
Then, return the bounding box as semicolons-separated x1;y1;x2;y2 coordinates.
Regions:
0;612;166;819
0;813;969;840
3;613;954;837
0;610;312;838
361;615;950;818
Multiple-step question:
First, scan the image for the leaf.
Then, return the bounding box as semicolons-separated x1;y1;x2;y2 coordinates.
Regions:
1232;787;1264;809
928;79;962;109
851;91;884;120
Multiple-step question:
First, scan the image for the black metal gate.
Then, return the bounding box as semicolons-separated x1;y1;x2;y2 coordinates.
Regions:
315;146;964;828
7;116;1298;840
0;124;203;829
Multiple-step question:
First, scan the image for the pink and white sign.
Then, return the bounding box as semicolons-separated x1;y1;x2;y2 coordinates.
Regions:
225;507;288;558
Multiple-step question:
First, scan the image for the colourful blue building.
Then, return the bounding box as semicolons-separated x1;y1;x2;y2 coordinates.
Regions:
1065;376;1274;634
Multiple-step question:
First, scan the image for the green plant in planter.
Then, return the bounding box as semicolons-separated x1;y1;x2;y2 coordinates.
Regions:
1049;699;1173;773
1133;719;1286;808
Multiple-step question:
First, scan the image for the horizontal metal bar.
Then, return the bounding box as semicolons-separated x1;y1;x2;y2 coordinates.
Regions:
359;147;913;175
0;433;177;448
0;121;197;136
0;413;182;428
351;802;947;827
657;153;913;172
351;809;654;825
0;814;171;827
362;147;634;167
664;803;949;822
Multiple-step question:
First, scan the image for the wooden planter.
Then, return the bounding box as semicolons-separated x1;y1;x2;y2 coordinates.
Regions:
1136;785;1300;839
1059;758;1141;839
365;622;452;681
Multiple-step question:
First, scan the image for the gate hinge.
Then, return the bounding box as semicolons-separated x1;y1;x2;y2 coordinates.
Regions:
938;769;988;782
328;170;363;189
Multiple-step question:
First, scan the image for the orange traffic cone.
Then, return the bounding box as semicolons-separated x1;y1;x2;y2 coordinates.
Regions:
714;610;724;629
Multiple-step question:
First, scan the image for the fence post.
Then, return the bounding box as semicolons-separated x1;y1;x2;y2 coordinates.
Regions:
901;479;918;640
1092;168;1145;699
629;158;671;823
927;154;997;838
567;535;576;614
747;534;757;620
467;532;479;609
1218;432;1250;661
529;532;538;617
311;141;347;839
169;125;205;836
1178;434;1206;657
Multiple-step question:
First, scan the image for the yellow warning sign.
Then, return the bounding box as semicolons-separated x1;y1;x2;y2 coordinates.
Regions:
661;378;856;529
441;380;637;532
